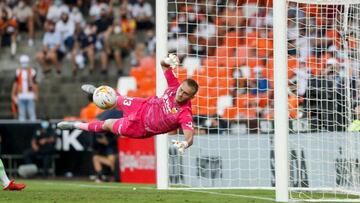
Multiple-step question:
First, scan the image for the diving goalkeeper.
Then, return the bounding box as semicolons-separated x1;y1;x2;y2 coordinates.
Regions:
58;54;198;153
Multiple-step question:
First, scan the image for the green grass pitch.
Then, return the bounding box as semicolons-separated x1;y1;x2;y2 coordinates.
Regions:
0;179;276;203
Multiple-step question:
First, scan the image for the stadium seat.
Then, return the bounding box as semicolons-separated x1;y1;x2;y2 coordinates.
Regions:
223;31;241;48
215;46;235;58
256;39;273;58
247;58;265;68
139;57;156;70
117;77;137;96
129;67;146;82
222;107;238;120
202;57;218;68
288;94;299;119
182;57;201;76
237;107;257;119
216;95;233;116
237;46;253;65
176;67;188;81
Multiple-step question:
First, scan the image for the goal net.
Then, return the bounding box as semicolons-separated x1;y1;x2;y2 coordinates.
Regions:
162;0;360;201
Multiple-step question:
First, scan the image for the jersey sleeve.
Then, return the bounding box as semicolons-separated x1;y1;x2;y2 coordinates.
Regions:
164;68;180;88
179;110;194;131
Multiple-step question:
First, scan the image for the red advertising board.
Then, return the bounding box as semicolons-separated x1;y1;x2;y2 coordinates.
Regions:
118;136;156;184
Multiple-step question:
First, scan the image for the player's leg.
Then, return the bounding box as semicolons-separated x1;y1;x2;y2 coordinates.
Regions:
81;84;97;94
92;154;104;182
0;159;10;188
0;159;26;191
92;154;115;182
57;119;118;134
58;120;105;132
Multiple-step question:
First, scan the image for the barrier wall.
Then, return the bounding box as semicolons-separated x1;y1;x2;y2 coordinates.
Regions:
168;133;360;188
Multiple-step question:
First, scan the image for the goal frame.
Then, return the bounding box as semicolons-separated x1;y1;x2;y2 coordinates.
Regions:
156;0;360;202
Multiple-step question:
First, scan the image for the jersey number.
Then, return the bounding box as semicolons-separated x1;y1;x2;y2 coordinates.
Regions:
123;98;134;106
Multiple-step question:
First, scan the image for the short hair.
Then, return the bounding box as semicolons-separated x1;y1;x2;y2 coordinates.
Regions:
183;78;199;95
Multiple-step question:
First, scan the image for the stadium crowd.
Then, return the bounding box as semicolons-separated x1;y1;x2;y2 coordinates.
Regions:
166;0;359;132
2;0;360;185
0;0;155;76
3;0;360;132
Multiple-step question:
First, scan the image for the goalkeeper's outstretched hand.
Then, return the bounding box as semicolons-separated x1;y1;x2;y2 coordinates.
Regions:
171;140;189;154
161;53;180;69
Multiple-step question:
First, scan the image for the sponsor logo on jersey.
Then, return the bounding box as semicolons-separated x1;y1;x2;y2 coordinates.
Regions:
171;107;178;114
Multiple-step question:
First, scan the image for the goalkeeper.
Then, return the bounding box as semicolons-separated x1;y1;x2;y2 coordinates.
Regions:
58;54;198;153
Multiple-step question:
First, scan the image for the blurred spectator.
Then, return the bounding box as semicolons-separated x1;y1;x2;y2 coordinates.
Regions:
168;33;188;58
13;0;34;47
130;42;145;66
249;66;268;95
233;65;251;95
102;24;130;75
131;0;153;30
33;0;51;27
93;6;113;73
119;0;133;16
89;0;110;22
55;10;75;51
189;15;216;56
289;60;310;97
36;20;65;75
118;3;136;36
46;0;69;23
93;6;113;35
92;132;117;182
71;23;96;75
193;115;228;135
68;4;84;30
23;120;57;177
11;55;38;121
0;6;17;57
145;29;155;55
304;58;354;131
218;1;244;33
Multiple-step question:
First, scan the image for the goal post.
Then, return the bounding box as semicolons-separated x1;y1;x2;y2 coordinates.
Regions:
156;0;169;190
273;0;289;201
157;0;360;202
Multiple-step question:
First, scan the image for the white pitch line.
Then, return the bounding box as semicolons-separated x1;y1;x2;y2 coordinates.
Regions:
43;181;275;201
182;189;276;202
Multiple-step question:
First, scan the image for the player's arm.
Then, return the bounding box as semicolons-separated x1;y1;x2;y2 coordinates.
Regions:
160;53;179;72
183;130;194;147
171;130;193;154
160;54;180;87
11;81;17;103
172;112;194;153
32;78;39;101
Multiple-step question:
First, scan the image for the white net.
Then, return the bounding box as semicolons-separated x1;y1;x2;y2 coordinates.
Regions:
288;1;360;201
165;0;360;201
167;0;276;188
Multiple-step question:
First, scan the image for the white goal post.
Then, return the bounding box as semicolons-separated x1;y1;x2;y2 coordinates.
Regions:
156;0;360;202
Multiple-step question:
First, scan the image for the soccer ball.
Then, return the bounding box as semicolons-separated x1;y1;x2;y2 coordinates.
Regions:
92;85;117;109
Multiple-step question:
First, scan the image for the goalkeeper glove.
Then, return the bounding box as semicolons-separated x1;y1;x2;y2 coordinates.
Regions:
163;54;180;68
171;140;189;154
